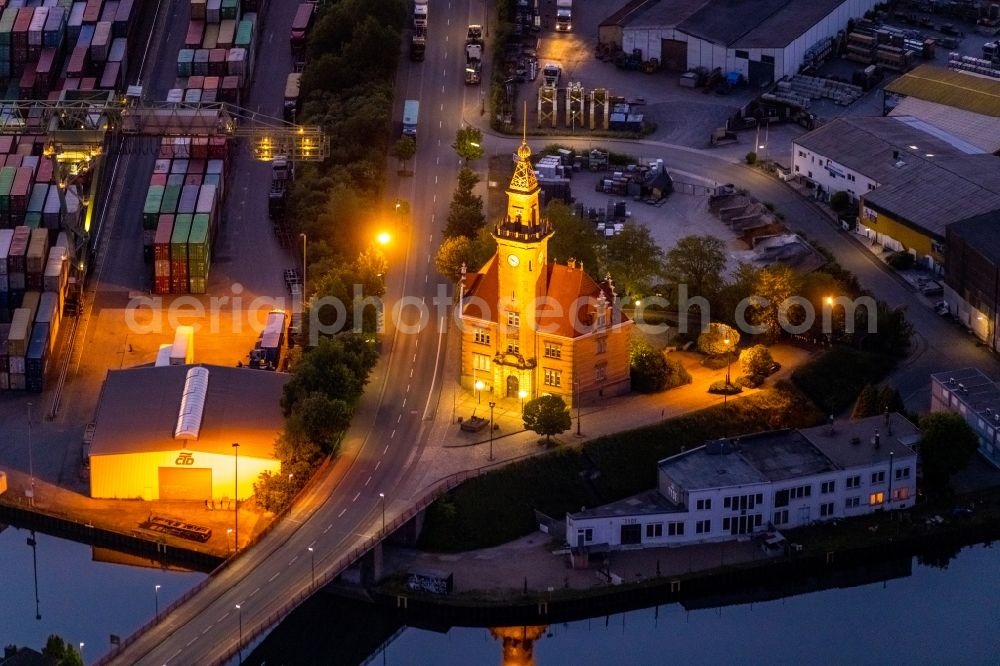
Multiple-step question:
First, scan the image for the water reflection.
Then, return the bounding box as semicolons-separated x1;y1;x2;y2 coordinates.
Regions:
489;626;547;666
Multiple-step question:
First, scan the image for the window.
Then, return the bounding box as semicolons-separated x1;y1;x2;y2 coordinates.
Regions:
871;471;885;485
507;340;520;354
760;54;774;64
785;485;811;500
845;496;860;509
820;502;835;517
797;150;805;158
696;498;712;511
868;183;876;191
869;492;885;506
722;517;731;531
845;475;861;489
645;523;663;538
895;467;910;480
773;509;789;525
473;328;490;345
696;519;711;534
821;480;835;494
596;336;608;354
506;311;520;327
667;521;684;536
847;174;856;182
725;493;762;511
774;489;789;508
892;487;910;501
808;170;813;178
544;368;561;387
473;353;490;371
577;528;593;543
735;49;749;59
544;342;562;359
595;363;607;382
794;165;800;173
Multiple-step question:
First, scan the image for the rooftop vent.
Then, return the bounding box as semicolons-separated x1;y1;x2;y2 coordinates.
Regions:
174;367;210;440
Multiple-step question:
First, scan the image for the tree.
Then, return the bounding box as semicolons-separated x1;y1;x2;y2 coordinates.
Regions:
629;338;669;393
435;232;496;283
391;135;416;173
745;151;757;165
918;412;978;491
281;334;379;414
288;392;353;454
444;167;484;238
452;126;485;163
522;395;572;444
877;384;906;415
754;264;800;341
43;635;83;666
664;235;727;301
739;344;773;379
829;190;850;213
697;321;739;356
602;223;665;299
546;201;599;272
852;383;879;419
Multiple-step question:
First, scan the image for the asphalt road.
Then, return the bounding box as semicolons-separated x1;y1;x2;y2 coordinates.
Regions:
102;0;477;663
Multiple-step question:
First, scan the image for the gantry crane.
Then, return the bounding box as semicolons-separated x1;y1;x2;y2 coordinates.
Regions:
0;88;329;306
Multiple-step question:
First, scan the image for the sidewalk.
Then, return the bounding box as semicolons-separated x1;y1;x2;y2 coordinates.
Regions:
397;317;812;498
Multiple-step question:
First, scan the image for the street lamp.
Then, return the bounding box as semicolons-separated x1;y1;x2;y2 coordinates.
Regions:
376;231;391;246
232;442;240;552
723;338;732;406
226;528;233;554
78;643;84;663
235;604;242;663
308;547;315;588
378;492;386;533
518;389;527;411
154;584;160;619
475;379;485;405
575;379;583;437
300;232;307;303
26;402;34;506
488;401;496;461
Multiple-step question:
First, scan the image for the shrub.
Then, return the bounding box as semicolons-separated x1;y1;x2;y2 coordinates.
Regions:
739;345;774;378
708;380;742;395
745;151;757;165
630;339;669;393
664;356;692;388
829;191;851;213
791;346;895;414
736;374;764;388
887;251;915;270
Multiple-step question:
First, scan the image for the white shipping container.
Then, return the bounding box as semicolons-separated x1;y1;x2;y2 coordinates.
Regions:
0;229;13;276
108;37;127;63
9;373;25;391
155;343;172;367
170;325;194;365
64;189;81;230
28;7;49;47
195;184;217;214
206;0;222;23
43;188;61;229
166;88;184;104
68;2;85;30
9;356;25;375
226;47;246;78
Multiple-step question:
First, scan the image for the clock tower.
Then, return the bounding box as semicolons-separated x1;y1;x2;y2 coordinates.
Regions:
493;135;551;370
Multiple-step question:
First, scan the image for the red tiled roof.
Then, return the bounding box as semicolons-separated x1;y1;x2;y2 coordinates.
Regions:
462;257;629;338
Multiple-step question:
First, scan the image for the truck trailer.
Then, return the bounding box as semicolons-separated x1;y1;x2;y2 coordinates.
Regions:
249;310;287;370
555;0;572;32
403;99;420;139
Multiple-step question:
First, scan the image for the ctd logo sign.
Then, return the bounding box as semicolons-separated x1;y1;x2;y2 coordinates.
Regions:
175;452;195;466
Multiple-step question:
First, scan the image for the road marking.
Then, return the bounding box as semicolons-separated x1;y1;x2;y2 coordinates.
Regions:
407;384;411;392
338;508;347;518
353;492;361;502
375;459;381;470
447;18;450;25
414;353;418;361
436;156;440;164
440;103;444;112
323;524;331;533
397;413;402;423
410;368;413;377
202;627;211;635
290;555;299;564
425;274;428;283
269;571;281;582
168;648;182;661
438;139;441;146
186;637;198;647
441;84;445;93
391;429;396;438
427;254;431;263
384;444;390;454
402;397;407;408
422;315;447;420
218;611;230;622
433;194;437;203
429;234;433;242
434;175;438;184
365;475;372;486
431;213;436;222
250;586;260;597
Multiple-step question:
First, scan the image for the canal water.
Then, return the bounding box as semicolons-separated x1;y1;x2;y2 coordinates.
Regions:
375;544;1000;666
0;525;204;658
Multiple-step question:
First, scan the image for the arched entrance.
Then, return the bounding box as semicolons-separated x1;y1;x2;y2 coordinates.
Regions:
506;374;519;397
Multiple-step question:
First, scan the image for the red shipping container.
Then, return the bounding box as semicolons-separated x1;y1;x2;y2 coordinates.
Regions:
154;275;171;295
5;155;22;168
203;75;219;91
36;158;53;183
101;1;119;23
188;75;204;89
19;62;36;99
186;20;204;49
12;8;33;49
187;159;205;175
99;61;120;90
208;137;227;161
184;174;203;187
191;137;209;160
10;167;33;213
80;77;96;90
0;137;13;154
83;0;102;23
35;48;56;95
66;47;88;77
150;173;167;186
154;215;174;261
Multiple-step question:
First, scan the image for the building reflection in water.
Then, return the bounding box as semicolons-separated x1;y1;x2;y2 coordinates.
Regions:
489;626;548;666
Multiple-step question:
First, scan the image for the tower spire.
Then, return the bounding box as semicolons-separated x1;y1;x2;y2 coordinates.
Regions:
522;101;527;145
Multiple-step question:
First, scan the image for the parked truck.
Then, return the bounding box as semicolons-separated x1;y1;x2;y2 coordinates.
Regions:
465;24;483;84
555;0;572;32
269;156;294;218
414;0;428;29
249;310;287;370
410;26;427;62
403;99;420;140
283;73;301;122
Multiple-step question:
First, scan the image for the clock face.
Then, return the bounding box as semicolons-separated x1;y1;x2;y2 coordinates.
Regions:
508;254;519;267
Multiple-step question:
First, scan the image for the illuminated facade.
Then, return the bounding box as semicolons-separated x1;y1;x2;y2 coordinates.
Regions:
460;138;632;406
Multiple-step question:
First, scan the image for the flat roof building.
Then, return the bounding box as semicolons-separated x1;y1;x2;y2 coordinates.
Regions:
90;364;287;501
930;369;1000;469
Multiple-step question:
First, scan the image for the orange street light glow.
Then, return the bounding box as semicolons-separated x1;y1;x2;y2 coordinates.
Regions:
377;232;391;246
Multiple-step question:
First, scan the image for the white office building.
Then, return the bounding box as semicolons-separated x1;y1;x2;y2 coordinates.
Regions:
566;413;919;551
930;369;1000;470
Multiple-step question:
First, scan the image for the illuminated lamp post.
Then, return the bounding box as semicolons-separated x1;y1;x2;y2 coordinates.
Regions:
518;389;527;412
232;442;240;552
723;338;732;406
488;401;496;461
475;379;485;405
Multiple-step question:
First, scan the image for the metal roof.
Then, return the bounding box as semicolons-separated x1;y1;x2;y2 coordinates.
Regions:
174;366;210;440
801;413;920;470
947;211;1000;263
885;64;1000;118
90;364;289;459
890;97;1000;153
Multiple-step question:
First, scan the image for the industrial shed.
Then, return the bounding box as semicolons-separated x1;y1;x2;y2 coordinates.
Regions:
600;0;878;85
89;365;286;502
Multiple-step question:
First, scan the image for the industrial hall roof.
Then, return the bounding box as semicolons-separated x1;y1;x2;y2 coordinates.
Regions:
947;211;1000;264
885;65;1000;118
795;116;1000;237
602;0;853;48
90;364;289;459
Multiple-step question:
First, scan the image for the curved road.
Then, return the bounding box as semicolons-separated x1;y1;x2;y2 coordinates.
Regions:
104;1;482;663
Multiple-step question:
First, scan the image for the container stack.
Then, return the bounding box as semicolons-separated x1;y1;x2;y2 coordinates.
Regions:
177;2;255;100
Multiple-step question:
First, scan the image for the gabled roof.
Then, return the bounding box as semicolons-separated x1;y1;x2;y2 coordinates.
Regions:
462;258;628;338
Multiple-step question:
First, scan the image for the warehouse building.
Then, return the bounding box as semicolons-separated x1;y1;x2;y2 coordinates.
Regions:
884;64;1000;154
599;0;878;85
89;365;286;501
792;116;1000;272
943;212;1000;347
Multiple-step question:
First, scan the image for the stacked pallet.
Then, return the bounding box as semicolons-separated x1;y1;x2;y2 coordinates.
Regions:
949;51;1000;78
780;75;864;106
